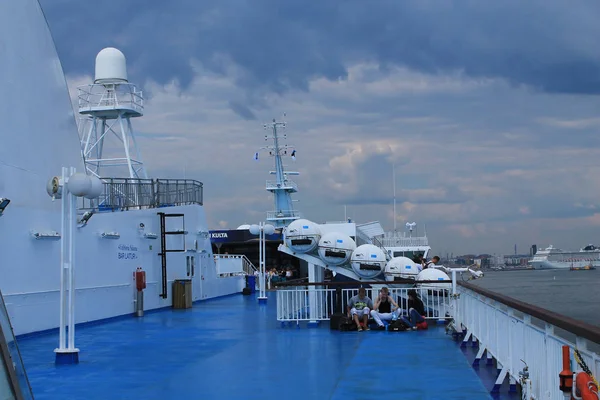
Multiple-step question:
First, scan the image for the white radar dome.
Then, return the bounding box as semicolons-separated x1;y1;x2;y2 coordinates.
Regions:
284;219;321;253
416;268;451;290
350;244;386;279
95;47;128;84
317;232;356;266
384;256;420;282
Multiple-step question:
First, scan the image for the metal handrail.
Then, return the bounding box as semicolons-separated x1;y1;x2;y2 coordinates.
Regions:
241;255;258;274
274;279;452;287
276;286;451;323
266;179;298;191
0;290;34;399
78;83;143;114
80;178;203;211
266;210;302;219
456;281;599;398
459;281;600;344
380;235;429;247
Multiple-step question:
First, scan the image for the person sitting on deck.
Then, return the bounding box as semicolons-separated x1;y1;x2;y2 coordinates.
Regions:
370;287;400;330
347;287;373;331
400;289;427;330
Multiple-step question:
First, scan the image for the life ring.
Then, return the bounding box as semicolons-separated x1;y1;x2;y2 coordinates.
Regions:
575;372;599;400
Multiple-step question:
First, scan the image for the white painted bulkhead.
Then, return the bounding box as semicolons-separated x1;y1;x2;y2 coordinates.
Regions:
1;205;244;336
0;0;243;336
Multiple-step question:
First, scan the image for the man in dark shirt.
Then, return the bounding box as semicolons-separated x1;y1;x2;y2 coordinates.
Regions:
370;287;400;330
400;289;426;329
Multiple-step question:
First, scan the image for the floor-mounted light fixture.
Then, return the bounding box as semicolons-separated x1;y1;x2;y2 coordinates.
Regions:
249;222;275;304
78;211;94;227
0;198;10;216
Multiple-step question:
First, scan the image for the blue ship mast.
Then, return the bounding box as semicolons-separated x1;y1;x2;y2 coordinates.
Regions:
259;117;301;228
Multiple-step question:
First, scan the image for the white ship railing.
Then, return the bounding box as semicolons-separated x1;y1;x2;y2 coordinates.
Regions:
78;83;143;116
277;288;336;322
266;210;302;220
215;254;257;277
80;178;203;211
381;234;429;247
456;282;600;399
276;286;451;323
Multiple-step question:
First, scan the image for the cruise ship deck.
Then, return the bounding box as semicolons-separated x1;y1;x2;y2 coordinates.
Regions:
17;292;517;399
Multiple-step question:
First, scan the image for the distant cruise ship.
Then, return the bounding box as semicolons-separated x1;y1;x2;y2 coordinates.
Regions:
529;244;600;269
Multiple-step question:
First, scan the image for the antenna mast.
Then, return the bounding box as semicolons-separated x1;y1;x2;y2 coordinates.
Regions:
257;115;301;227
393;161;396;232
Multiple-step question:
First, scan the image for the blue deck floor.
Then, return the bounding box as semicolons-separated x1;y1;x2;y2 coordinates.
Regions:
18;292;507;399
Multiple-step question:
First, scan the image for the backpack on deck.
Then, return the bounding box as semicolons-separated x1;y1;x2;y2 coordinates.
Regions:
339;315;358;331
388;319;410;332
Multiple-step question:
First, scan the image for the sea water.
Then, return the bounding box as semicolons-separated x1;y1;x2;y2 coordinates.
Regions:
470;269;600;327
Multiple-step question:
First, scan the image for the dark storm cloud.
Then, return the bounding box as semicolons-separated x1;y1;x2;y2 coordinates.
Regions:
41;0;600;96
228;101;257;120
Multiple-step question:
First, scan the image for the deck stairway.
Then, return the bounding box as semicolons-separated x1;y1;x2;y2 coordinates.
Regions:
355;221;391;261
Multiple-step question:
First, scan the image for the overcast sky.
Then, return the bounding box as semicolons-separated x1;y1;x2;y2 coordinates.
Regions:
41;0;600;255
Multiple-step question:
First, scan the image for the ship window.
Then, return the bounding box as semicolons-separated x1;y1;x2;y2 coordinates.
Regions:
394;251;416;258
393;251;426;261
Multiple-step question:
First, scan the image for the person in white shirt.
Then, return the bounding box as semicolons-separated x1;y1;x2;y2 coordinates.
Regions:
423;255;440;269
370;287;400;330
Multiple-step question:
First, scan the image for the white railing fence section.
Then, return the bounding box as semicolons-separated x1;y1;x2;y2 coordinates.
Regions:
457;285;599;399
214;254;257;277
241;255;258;275
277;288;336;322
276;286;452;323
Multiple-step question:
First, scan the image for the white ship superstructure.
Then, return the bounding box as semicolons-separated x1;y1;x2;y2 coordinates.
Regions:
529;244;600;269
0;4;243;354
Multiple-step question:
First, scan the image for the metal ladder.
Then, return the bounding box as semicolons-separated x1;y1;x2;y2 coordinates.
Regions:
157;212;186;298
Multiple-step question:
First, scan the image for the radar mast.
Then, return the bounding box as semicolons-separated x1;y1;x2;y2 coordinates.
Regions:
77;47;147;179
257;116;302;228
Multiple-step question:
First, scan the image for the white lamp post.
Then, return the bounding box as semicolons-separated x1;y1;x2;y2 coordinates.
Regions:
249;222;275;304
47;167;102;365
406;222;416;238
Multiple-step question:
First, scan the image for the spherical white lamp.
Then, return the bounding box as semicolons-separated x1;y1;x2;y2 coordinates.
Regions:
263;224;275;235
84;175;103;199
67;173;92;197
249;224;260;235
